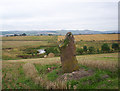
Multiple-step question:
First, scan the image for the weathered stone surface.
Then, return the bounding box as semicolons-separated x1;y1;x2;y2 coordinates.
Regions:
59;32;79;73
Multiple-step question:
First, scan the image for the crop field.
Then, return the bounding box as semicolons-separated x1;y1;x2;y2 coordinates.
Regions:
2;36;58;41
2;53;119;89
2;41;50;48
58;34;119;41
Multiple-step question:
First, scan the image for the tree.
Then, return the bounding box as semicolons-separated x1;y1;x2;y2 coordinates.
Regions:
97;49;100;53
14;34;18;36
101;43;110;52
48;34;53;36
45;47;59;55
83;46;87;53
112;43;119;50
88;46;95;54
22;33;26;36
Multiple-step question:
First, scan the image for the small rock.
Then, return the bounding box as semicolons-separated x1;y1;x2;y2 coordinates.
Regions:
47;53;55;58
44;55;47;58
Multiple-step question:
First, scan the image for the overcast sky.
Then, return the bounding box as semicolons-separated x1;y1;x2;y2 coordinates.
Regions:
0;0;119;31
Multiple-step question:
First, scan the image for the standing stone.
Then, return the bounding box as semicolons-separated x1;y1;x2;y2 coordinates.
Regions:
59;32;79;73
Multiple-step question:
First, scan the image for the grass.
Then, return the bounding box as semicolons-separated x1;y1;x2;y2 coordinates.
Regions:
76;40;119;50
2;36;58;41
2;53;118;89
2;40;119;60
67;65;118;89
2;36;59;60
2;34;119;89
2;41;49;48
34;63;63;81
3;53;118;71
2;40;58;60
2;35;120;60
2;62;43;89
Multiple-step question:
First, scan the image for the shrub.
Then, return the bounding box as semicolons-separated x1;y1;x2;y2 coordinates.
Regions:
97;49;100;53
17;54;44;59
45;47;59;55
101;43;110;53
77;48;84;55
88;46;95;54
17;54;33;59
24;48;38;54
83;46;87;53
112;43;119;50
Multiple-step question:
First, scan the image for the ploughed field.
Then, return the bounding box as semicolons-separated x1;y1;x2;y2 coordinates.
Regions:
2;53;118;89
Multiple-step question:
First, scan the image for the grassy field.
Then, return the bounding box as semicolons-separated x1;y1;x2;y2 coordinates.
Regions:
2;36;58;60
1;34;119;89
2;34;120;60
2;53;118;89
2;36;58;41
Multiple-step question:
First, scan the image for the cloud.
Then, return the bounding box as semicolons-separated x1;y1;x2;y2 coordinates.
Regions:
0;0;118;31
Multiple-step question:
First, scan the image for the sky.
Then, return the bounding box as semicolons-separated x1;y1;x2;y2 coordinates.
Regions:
0;0;119;31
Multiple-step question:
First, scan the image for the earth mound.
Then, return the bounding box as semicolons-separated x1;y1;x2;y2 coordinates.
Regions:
57;69;94;81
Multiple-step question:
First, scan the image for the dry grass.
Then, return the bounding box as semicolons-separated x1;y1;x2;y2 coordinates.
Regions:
0;61;2;90
6;53;118;72
22;63;67;89
58;34;119;41
7;57;61;65
78;60;118;71
23;63;38;79
2;36;57;41
77;53;118;71
2;62;25;89
2;41;49;48
2;53;118;89
34;76;67;89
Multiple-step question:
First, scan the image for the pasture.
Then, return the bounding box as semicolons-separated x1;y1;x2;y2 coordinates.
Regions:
2;36;58;41
1;34;119;89
2;53;118;89
2;34;119;60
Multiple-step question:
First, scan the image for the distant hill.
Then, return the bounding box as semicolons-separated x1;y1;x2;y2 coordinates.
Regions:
1;30;118;36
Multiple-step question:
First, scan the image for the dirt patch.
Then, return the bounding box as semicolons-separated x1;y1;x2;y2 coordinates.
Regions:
57;69;94;81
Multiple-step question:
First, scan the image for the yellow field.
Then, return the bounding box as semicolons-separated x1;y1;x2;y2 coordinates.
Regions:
2;41;50;48
58;34;119;41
